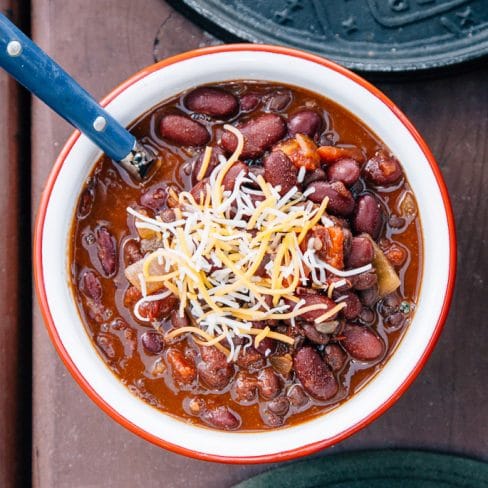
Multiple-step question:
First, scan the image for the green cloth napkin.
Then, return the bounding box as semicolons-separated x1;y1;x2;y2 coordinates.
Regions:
235;450;488;488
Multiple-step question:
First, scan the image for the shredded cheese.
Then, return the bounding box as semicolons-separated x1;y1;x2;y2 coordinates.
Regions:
314;302;347;323
197;146;213;181
127;128;370;361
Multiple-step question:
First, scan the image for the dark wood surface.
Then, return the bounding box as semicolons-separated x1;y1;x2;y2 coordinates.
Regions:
25;1;487;487
0;3;30;488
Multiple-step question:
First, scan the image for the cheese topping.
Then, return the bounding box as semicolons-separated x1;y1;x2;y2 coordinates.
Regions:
127;126;372;361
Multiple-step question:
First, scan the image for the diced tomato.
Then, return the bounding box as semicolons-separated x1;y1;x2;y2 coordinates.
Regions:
301;224;344;270
277;134;320;170
317;145;364;164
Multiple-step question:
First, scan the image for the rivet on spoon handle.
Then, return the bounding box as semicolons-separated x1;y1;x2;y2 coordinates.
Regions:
0;13;154;179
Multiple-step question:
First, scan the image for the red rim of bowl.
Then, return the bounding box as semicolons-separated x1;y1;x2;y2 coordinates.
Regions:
33;43;457;464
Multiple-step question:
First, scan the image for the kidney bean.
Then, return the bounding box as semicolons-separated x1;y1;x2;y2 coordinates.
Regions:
184;86;238;118
287;109;322;138
287;384;309;407
166;348;197;384
222;161;249;191
342;227;353;256
124;240;143;266
221;113;286;159
294;292;338;322
160;114;210;146
237;346;265;372
96;226;117;276
307;181;355;216
138;293;178;321
198;346;234;390
87;299;111;324
293;346;338;401
170;309;190;329
190;178;210;202
353;194;383;239
351;270;378;290
324;344;347;372
346;236;374;269
140;185;167;211
77;185;94;219
80;270;102;302
263;150;299;195
303;167;326;186
141;331;165;354
232;371;257;404
240;93;260;112
327;158;361;187
300;323;330;345
358;285;379;307
192;146;224;184
317;145;365;163
263;89;292;112
341;324;384;361
341;292;362;320
363;152;402;186
201;405;241;430
96;333;122;361
257;367;282;400
268;397;290;416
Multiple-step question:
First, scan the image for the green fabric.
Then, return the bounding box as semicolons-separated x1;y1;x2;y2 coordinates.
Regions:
234;450;488;488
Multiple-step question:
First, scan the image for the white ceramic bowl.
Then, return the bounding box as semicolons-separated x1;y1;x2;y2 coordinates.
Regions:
34;45;456;463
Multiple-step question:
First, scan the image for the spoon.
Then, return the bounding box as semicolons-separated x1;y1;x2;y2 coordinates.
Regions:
0;13;154;179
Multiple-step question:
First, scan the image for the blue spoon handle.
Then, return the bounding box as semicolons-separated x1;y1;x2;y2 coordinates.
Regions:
0;13;136;164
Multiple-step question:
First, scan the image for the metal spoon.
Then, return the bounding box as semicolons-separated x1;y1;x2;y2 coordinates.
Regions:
0;13;154;179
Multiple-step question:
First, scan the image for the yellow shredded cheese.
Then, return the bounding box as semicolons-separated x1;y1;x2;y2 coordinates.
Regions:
237;327;295;346
126;128;373;362
254;326;270;348
165;327;230;355
197;146;213;181
314;302;347;323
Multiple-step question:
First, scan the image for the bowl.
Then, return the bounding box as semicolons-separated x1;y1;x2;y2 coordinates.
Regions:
34;44;456;463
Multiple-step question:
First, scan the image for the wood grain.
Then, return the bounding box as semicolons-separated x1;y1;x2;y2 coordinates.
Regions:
31;1;488;487
0;3;30;487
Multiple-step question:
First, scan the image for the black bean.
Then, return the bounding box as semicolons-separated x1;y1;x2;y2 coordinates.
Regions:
141;331;164;354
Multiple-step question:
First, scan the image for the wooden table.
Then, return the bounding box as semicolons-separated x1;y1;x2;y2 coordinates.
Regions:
1;1;486;486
